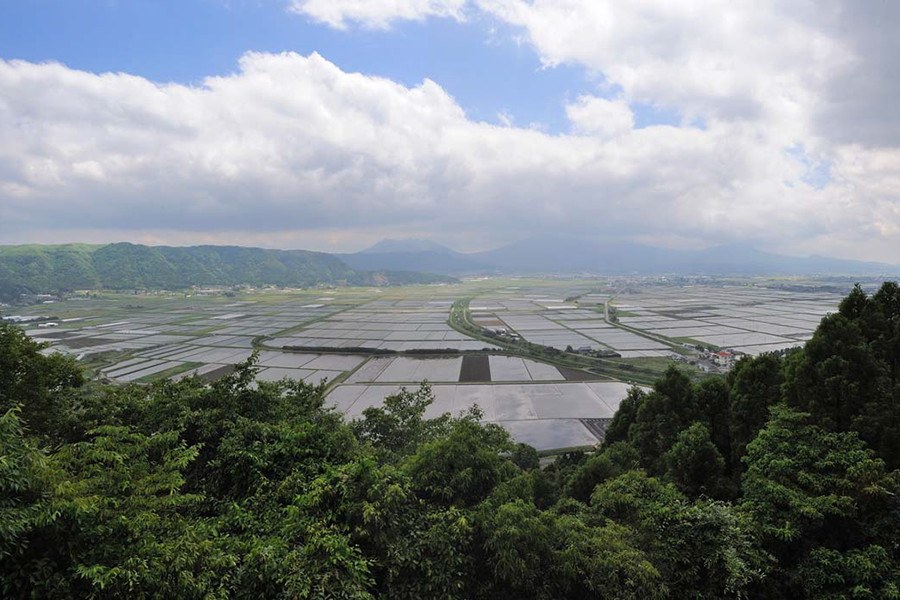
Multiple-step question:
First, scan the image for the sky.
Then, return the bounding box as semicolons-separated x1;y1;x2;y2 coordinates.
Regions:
0;1;898;260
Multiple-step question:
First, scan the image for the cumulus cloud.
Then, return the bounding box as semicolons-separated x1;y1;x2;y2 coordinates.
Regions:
0;41;896;259
315;0;890;145
289;0;467;29
566;96;633;138
281;0;900;259
479;0;836;131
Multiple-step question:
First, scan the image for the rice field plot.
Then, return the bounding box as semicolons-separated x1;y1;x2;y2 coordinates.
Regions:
272;298;497;352
692;331;792;348
606;285;844;355
117;361;186;382
615;350;674;358
342;354;566;385
15;290;356;363
54;336;123;349
374;356;463;383
325;380;639;450
346;358;393;383
557;366;601;381
470;288;672;354
171;363;234;382
524;360;565;381
502;420;600;451
197;365;235;382
488;356;532;381
251;367;343;385
459;355;491;382
104;359;167;379
302;354;367;371
101;335;360;385
257;351;319;368
255;367;316;382
581;329;669;351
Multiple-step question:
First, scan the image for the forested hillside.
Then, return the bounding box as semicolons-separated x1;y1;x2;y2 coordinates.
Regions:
2;283;900;598
0;243;452;299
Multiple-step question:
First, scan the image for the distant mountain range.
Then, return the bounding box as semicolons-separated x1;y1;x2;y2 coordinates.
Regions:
343;236;900;277
0;243;454;301
2;237;895;302
359;238;458;255
339;239;489;274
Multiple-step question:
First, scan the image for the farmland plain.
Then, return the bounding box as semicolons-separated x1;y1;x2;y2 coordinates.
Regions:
3;277;851;451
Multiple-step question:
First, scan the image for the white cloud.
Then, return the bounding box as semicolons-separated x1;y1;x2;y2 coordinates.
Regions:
279;0;899;259
496;111;514;127
285;0;899;149
477;0;847;140
289;0;467;29
0;47;897;259
566;96;633;138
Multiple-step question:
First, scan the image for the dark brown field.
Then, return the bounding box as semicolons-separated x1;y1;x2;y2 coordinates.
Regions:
60;337;121;349
459;355;491;382
199;365;235;383
557;366;599;381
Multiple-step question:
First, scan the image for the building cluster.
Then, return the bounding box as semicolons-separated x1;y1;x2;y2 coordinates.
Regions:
692;349;738;371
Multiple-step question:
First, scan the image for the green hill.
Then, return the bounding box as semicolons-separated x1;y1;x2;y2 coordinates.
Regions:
0;243;452;299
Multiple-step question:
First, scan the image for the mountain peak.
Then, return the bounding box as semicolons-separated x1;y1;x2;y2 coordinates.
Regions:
360;238;457;255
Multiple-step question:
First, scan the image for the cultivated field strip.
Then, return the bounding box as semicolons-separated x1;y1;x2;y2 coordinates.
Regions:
325;381;636;450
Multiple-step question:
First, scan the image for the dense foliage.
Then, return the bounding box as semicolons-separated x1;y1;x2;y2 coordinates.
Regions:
2;283;900;598
0;243;453;299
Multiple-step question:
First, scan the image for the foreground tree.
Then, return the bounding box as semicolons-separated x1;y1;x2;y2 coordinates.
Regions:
742;406;900;598
0;408;51;590
590;471;767;598
662;422;728;498
785;282;900;469
0;322;82;440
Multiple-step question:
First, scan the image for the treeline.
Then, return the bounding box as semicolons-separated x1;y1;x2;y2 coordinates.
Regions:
0;243;454;300
1;283;900;598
